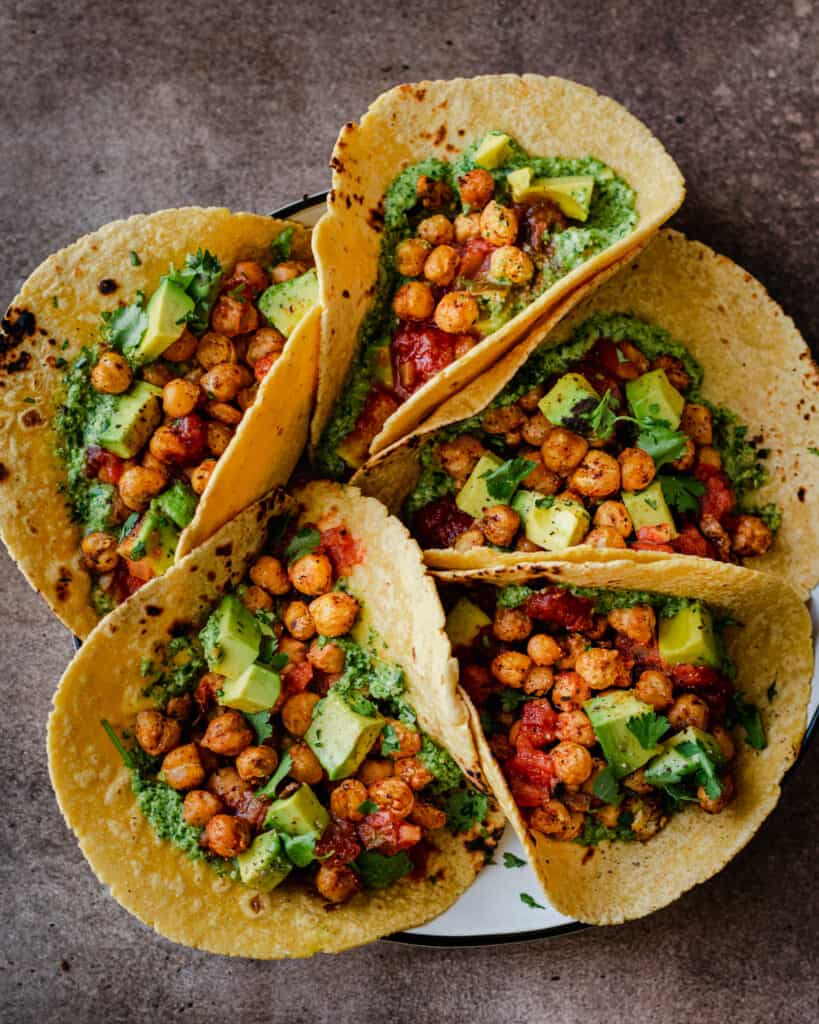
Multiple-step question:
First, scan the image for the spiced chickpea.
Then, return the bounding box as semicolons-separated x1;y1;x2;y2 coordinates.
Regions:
698;772;735;814
250;555;290;595
270;260;310;283
523;665;554;696
162;378;199;418
454;212;481;242
288;742;323;784
608;605;656;645
416;174;452;208
163;327;198;362
210;294;258;337
395;757;434;791
626;796;667;841
651;354;691;391
480;201;518;246
236;746;279;785
316;863;360;903
328;779;369;822
437;434;485;486
584;526;626;549
190;459;217;495
118;465;166;511
282;692;321;737
237;386;257;411
357;759;394;785
393;281;435;321
205;422;233;457
491;650;531;688
201;709;254;757
81;531;119;572
618;447;656;491
594;802;621;828
434;291;479;334
697;446;722;470
369;778;414;817
278;637;306;664
246;328;285;367
541;427;588;475
455;336;477;359
556;710;596;747
91;351;132;394
165;693;192;720
395;237;431;277
454;528;485;552
288;552;333;595
493;606;533;643
623;767;654;794
307;639;346;674
489;245;534;285
571;450;621;499
206;766;248;807
668;693;710;731
551;671;592;712
530;800;583;840
731;515;773;557
134;710;182;757
182;790;223;828
613;341;650;379
423;245;460;286
482;405;525;435
522;453;560;495
142;363;173;388
635;670;674;711
206;401;242;426
241;585;273;613
200;363;245;403
205;814;251;858
594;500;633;537
672;437;696;472
458;168;495;209
230;260;269;294
522;636;559;670
680;403;713;445
575;648;631;690
410;802;447;830
196;332;236;369
521;412;551;447
161;743;205;790
309;592;360;637
283;600;316;641
478;504;520;547
381;719;421;760
417;214;454;246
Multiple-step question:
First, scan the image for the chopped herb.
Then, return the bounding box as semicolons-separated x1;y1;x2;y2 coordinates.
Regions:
496;584;533;609
534;495;555;509
633;414;688;468
418;736;464;792
481;457;536;504
808;447;819;457
582;389;618;438
129;250;141;266
575;811;636;846
676;740;722;799
725;692;766;750
626;711;669;750
591;765;621;805
163;249;223;334
22;397;35;404
101;718;135;769
118;512;139;541
354;850;413;888
244;710;273;744
227;285;247;303
503;852;526;868
445;787;489;833
55;356;67;368
660;473;705;516
520;893;545;910
380;723;401;756
282;832;318;868
270;226;294;263
102;300;148;358
51;296;59;308
358;799;379;815
285;526;322;563
498;688;534;713
255;752;293;799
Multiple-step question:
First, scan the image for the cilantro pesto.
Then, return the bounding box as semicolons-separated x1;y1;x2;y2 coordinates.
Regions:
316;131;637;476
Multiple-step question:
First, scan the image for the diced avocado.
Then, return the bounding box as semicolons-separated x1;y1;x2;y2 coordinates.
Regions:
153;481;198;530
236;830;292;892
93;381;163;458
507;168;595;220
445;598;491;648
644;727;726;787
666;726;725;765
199;594;261;678
305;689;384;781
516;494;590;552
125;509;179;576
219;661;281;714
258;268;318;338
474;288;512;337
621;480;677;538
455;452;503;519
625;369;685;430
538;372;599;427
264;783;330;836
584;692;662;779
658;602;721;668
506;167;535;203
135;279;194;363
472;131;513;169
371;345;394;388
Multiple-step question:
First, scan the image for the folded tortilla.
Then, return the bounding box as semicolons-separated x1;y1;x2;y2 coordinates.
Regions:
354;230;819;596
434;557;812;924
0;208;319;637
48;483;500;957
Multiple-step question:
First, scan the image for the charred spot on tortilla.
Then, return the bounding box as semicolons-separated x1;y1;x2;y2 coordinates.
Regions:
55;569;72;601
0;463;9;482
215;543;233;557
206;571;216;582
342;290;350;299
145;605;162;617
97;278;118;295
1;308;36;341
797;487;806;502
1;350;31;373
21;409;42;428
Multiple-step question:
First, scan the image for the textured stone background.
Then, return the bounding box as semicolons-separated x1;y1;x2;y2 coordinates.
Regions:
0;2;816;1021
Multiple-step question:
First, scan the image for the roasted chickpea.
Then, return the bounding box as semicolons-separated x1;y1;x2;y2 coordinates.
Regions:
480;200;518;246
309;592;360;637
551;742;593;785
161;378;198;419
454;528;485;552
369;777;414;817
541;427;588;475
626;795;667;841
618;447;656;491
205;814;251;858
482;405;525;435
148;426;189;466
698;771;735;814
416;174;453;209
241;585;273;613
81;531;119;572
527;634;562;666
210;294;258;337
229;259;269;294
410;801;448;830
680;403;713;445
593;500;633;537
668;694;710;731
288;552;333;596
594;802;622;828
162;743;205;790
458;168;495;209
556;710;596;747
288;742;323;784
165;693;193;720
571;450;621;499
328;779;369;822
623;767;654;794
521;452;560;495
278;637;306;664
163;327;198;362
142;363;173;388
118;465;166;511
479;504;520;547
731;515;774;557
316;863;360;903
454;212;481;242
393;237;430;278
631;671;672;713
613;340;650;379
307;639;346;674
523;665;554;696
520;412;551;447
423;245;460;286
91;351;132;394
357;759;394;785
491;650;531;688
417;214;454;245
392;280;435;321
608;605;656;645
244;328;283;367
551;671;592;712
584;526;626;549
190;458;217;495
250;555;290;595
236;745;279;784
283;600;316;641
651;354;690;391
282;692;321;737
530;800;583;840
712;724;736;762
672;437;696;472
270;260;310;283
201;709;254;757
437;434;485;486
196;332;236;369
493;606;533;643
697;446;722;470
200;362;245;403
489;245;534;285
381;719;421;760
206;765;248;807
434;291;479;334
575;648;631;690
182;790;224;828
134;709;182;757
206;401;242;426
395;756;434;791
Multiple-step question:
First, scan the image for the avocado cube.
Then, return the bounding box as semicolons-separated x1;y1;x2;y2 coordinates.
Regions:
219;661;281;714
538;372;600;428
93;381;163;458
506;166;535;202
507;168;595;221
371;344;394;388
625;369;685;430
666;726;726;765
584;691;662;779
264;783;330;836
472;131;513;169
658;602;721;668
199;594;261;678
455;452;503;519
258;268;318;338
445;598;491;648
153;481;198;530
236;830;292;892
125;509;179;576
136;279;195;363
644;727;726;787
305;689;384;781
516;494;590;552
621;480;677;538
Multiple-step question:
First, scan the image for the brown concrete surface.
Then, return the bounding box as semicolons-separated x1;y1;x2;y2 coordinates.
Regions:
0;2;816;1021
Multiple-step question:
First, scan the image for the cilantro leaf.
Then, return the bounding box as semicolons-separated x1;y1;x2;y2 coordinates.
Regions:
358;799;379;815
809;447;819;457
101;719;135;770
102;301;148;357
380;723;401;756
244;710;273;744
659;474;705;516
725;692;766;750
582;389;618;438
481;457;536;504
270;226;294;263
676;740;722;799
255;752;292;798
503;852;526;868
118;512;139;541
498;688;533;713
282;832;317;868
574;811;636;846
591;765;621;805
496;584;533;609
634;415;688;468
285;526;322;563
445;787;489;833
626;711;669;750
520;892;545;910
354;850;413;888
163;249;223;334
129;250;141;266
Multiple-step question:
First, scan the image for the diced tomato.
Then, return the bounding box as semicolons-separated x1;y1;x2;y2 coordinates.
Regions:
696;469;736;524
671;523;715;558
194;672;221;713
670;664;723;688
674;669;733;717
315;819;361;867
340;387;400;466
516;700;558;748
168;413;207;465
254;351;279;382
234;791;270;833
358;811;422;855
392;321;474;400
320;525;362;576
85;445;125;485
506;746;555;788
615;633;664;671
509;778;545;808
523;588;595;632
283;659;314;693
459;661;493;706
413;495;474;549
458;237;495;278
522;200;568;251
631;524;675;553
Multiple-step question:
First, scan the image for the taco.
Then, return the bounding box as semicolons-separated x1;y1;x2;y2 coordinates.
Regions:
435;557;811;923
48;483;501;958
0;208;319;638
354;231;819;596
312;74;685;472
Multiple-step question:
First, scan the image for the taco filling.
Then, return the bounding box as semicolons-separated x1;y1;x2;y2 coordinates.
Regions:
54;233;316;613
445;580;766;847
102;515;490;903
405;313;778;563
317;132;637;474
